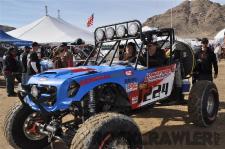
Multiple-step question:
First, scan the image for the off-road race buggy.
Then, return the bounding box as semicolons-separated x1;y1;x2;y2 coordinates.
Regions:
3;20;219;149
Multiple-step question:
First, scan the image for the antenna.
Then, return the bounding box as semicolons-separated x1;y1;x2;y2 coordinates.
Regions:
45;5;48;16
170;7;173;28
57;9;60;19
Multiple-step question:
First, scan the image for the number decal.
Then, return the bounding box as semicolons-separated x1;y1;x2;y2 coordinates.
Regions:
142;87;152;102
153;85;161;99
139;65;176;108
145;83;169;101
162;83;169;95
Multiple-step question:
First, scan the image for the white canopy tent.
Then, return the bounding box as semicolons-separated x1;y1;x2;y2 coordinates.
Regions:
214;28;225;44
142;26;158;32
8;15;94;44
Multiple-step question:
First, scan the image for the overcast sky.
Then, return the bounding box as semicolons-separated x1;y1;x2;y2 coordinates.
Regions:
0;0;224;31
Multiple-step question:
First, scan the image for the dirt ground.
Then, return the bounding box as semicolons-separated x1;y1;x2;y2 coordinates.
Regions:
0;61;225;149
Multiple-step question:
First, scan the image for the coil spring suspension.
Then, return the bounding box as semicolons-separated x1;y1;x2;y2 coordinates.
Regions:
88;89;96;114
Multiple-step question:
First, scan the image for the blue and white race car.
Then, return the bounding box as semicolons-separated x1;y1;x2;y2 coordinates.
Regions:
4;20;219;149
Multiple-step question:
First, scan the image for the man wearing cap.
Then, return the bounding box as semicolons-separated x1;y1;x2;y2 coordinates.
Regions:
20;46;30;84
193;38;218;83
3;48;20;96
141;41;166;67
27;42;41;79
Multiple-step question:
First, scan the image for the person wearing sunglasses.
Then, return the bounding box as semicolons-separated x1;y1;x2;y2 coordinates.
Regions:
141;40;166;68
193;38;218;83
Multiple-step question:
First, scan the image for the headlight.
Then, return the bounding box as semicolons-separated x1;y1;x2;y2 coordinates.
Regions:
106;27;115;39
128;23;139;36
68;81;80;97
96;29;105;41
116;25;126;37
31;85;39;98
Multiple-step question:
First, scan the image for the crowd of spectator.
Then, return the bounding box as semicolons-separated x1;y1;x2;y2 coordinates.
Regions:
1;39;85;97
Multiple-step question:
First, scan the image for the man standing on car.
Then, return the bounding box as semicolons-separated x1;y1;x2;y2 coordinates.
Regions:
27;42;41;79
193;38;218;83
20;46;30;84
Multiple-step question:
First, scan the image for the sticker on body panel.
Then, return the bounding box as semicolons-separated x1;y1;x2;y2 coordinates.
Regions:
126;82;138;92
139;65;176;107
145;65;175;83
131;96;139;104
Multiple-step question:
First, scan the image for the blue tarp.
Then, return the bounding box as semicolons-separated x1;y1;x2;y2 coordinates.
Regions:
0;30;32;46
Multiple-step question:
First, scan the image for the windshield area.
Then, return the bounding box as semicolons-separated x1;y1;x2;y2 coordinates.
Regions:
83;20;175;69
85;39;145;68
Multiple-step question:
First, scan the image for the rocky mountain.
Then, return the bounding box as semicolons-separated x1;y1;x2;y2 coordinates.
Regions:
0;25;15;32
143;0;225;38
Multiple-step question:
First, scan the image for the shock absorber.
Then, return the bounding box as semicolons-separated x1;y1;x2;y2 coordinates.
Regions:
88;89;96;115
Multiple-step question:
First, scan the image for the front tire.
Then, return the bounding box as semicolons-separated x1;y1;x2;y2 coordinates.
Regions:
70;112;142;149
188;81;219;127
3;104;49;149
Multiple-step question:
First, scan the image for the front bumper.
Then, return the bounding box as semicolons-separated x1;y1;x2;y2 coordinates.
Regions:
18;84;59;114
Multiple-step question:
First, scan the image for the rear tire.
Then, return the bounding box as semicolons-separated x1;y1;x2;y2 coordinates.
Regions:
188;81;219;127
3;104;49;149
70;112;142;149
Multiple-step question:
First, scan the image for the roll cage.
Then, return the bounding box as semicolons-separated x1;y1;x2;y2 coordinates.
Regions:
84;20;176;69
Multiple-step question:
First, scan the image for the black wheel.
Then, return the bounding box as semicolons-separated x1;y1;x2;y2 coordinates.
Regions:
3;104;49;149
70;112;142;149
188;81;219;127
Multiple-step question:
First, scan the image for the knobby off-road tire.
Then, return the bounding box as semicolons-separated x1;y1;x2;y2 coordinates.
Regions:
188;81;219;127
70;112;142;149
3;104;49;149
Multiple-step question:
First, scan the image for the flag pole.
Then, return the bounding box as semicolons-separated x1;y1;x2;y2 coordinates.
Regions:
170;6;173;28
45;5;48;16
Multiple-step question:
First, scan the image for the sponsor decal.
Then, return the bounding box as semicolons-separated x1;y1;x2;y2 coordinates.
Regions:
124;70;133;76
80;75;111;86
65;67;96;73
129;91;139;108
131;96;138;104
126;82;138;92
145;68;171;83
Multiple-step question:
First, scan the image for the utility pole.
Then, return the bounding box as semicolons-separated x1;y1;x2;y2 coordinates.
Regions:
170;5;173;28
45;5;48;16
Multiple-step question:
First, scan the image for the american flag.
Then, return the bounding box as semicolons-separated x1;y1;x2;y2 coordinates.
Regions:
87;14;94;27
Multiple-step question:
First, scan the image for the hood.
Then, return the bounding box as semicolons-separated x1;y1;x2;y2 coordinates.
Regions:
29;65;127;83
38;67;97;79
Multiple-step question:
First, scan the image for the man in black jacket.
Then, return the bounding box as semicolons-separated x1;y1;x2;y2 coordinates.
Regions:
141;41;166;67
3;48;20;96
27;42;41;78
193;38;218;83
